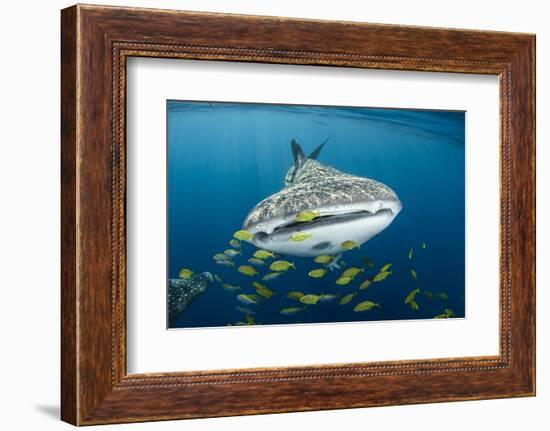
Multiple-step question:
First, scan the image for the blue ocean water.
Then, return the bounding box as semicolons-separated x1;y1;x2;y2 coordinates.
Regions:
167;100;465;329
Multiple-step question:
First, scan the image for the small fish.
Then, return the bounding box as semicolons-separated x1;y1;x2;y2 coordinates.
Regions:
339;293;356;305
444;308;455;317
405;288;420;304
238;265;258;276
245;314;256;325
299;294;321;305
222;283;240;292
215;260;235;267
363;257;375;268
233;229;254;241
405;288;421;311
255;286;274;299
422;242;427;249
224;249;241;257
289;232;313;242
308;268;327;278
359;278;373;290
380;263;393;272
319;293;339;303
287;291;305;300
295;210;321;222
253;282;274;298
248;257;267;266
422;290;434;300
335;276;353;286
229;239;241;249
314;255;333;264
213;253;231;261
342;267;363;278
408;248;414;260
178;268;193;279
373;271;391;282
437;292;449;300
253;249;275;260
262;272;283;281
237;294;260;305
341;240;360;250
410;269;418;280
236;305;255;314
353;301;380;312
269;260;296;272
214;274;222;283
434;308;455;319
280;307;303;315
434;308;454;319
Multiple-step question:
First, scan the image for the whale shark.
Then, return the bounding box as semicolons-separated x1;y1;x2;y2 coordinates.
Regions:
168;272;213;327
242;140;402;260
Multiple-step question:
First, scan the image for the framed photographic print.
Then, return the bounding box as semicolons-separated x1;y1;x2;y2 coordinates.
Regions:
61;4;535;425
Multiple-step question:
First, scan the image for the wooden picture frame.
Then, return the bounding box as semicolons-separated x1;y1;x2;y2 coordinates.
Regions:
61;4;535;425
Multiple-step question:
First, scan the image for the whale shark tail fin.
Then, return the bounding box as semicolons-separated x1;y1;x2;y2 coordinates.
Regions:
286;139;329;187
291;138;328;163
308;138;329;160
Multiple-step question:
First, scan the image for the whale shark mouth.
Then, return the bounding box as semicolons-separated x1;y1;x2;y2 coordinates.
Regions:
254;208;396;239
248;203;401;258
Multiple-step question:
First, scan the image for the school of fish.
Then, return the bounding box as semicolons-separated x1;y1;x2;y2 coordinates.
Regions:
170;237;455;327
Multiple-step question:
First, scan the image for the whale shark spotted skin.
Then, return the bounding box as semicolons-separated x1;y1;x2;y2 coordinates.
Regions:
242;140;402;257
168;272;213;327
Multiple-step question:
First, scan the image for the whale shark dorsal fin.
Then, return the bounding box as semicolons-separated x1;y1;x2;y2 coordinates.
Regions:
291;139;306;164
308;138;329;160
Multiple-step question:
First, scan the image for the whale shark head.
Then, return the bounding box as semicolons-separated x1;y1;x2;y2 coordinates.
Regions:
242;140;402;257
168;272;213;327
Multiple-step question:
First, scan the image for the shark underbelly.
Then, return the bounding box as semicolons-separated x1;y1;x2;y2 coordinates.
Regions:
249;209;397;257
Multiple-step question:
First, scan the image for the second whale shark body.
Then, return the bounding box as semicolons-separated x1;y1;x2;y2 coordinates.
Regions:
242;140;402;258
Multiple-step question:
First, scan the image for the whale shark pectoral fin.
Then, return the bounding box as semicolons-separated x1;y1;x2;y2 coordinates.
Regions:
326;253;343;271
308;138;329;160
291;139;306;164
